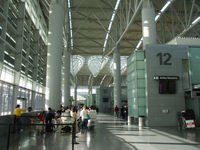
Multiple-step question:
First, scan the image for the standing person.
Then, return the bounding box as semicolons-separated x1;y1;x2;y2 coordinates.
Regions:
45;107;55;125
14;105;27;132
114;105;119;118
80;105;89;134
45;107;55;132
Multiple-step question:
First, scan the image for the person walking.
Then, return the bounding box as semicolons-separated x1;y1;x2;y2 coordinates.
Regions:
14;104;27;132
80;106;89;134
114;105;119;118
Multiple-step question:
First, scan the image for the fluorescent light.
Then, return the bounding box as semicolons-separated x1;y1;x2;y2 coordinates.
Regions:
192;16;200;25
68;0;73;50
155;13;161;21
114;0;121;10
102;0;121;52
136;37;143;49
160;1;171;13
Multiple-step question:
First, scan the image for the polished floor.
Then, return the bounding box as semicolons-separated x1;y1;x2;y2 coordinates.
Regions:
3;114;200;150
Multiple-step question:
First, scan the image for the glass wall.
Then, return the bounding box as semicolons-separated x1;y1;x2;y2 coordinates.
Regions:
127;51;146;117
0;81;13;115
0;65;45;115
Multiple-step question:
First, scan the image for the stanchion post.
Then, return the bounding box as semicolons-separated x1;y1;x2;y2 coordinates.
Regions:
7;123;11;150
13;115;16;133
72;121;75;150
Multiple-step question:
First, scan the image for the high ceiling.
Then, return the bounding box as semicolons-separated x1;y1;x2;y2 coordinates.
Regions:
39;0;200;87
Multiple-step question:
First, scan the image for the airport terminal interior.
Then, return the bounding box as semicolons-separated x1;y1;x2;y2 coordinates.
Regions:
0;0;200;149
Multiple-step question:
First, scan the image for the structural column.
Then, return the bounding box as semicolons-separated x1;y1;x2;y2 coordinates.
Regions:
113;45;121;108
142;0;156;49
46;0;65;110
12;2;25;113
63;47;71;107
73;76;77;106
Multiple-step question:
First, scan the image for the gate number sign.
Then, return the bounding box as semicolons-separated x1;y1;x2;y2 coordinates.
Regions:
156;53;172;65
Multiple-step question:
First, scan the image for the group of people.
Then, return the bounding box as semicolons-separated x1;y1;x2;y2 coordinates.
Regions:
45;105;97;133
14;104;98;134
114;105;128;120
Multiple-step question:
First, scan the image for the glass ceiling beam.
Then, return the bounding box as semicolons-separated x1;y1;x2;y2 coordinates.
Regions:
104;0;143;56
88;56;109;77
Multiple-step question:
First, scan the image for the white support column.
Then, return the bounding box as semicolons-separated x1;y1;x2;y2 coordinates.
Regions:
113;45;121;108
73;76;77;106
46;0;65;110
142;0;156;49
63;47;71;107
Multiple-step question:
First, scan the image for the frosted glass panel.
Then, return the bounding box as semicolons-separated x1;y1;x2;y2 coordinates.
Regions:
136;51;144;60
138;98;146;106
128;54;135;64
127;73;135;81
137;70;145;78
138;107;146;116
127;63;135;73
137;89;145;97
136;61;145;69
137;79;145;87
127;50;146;117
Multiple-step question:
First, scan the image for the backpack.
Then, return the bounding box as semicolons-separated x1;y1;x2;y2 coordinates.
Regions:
61;126;71;133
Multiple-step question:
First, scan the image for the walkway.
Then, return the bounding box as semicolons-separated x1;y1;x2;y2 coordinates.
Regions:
4;113;200;150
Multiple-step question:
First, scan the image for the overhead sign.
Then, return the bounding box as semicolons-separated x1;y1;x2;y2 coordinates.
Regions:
154;76;179;80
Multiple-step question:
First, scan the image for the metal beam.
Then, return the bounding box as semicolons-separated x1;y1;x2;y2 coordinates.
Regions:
104;0;143;56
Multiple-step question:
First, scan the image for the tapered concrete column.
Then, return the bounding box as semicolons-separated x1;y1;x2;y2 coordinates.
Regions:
73;76;77;106
142;0;156;49
46;1;65;110
63;48;71;107
113;46;121;108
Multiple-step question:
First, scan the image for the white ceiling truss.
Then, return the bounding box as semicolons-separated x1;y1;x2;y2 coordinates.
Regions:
39;0;200;86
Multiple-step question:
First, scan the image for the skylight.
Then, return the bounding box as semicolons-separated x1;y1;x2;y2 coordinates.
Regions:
88;56;109;77
70;55;85;77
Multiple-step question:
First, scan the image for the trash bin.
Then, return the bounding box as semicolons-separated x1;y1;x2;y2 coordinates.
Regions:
128;116;134;125
138;116;145;127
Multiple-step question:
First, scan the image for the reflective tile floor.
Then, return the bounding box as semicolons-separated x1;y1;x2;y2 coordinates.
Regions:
3;114;200;150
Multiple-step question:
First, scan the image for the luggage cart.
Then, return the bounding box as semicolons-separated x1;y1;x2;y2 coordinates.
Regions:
178;109;195;129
